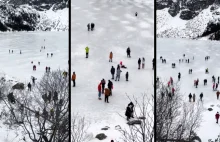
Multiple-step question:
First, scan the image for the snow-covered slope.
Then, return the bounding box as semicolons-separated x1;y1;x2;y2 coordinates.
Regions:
72;0;154;141
157;38;220;141
157;0;220;40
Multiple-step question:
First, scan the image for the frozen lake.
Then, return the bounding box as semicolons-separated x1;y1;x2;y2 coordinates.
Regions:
0;31;68;82
71;0;154;141
157;38;220;142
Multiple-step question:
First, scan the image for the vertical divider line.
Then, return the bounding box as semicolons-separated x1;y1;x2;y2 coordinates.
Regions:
154;0;157;141
69;0;71;141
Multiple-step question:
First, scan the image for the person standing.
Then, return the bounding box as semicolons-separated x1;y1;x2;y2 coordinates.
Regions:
193;93;196;102
85;46;89;58
142;57;145;69
178;72;181;81
109;52;113;62
98;83;102;100
28;82;31;91
138;58;141;69
110;66;115;79
189;93;192;102
87;23;90;31
217;90;220;100
72;72;76;87
108;80;113;96
200;92;203;101
115;68;122;81
126;47;131;58
104;88;110;103
125;72;129;81
101;79;106;94
216;112;220;124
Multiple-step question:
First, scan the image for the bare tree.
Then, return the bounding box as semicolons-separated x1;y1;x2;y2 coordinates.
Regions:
156;80;203;142
1;69;69;142
116;93;154;142
71;113;91;142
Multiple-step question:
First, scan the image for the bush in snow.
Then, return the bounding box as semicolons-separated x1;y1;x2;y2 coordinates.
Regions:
1;69;69;142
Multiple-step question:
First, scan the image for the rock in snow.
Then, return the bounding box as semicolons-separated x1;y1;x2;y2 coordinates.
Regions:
95;133;107;140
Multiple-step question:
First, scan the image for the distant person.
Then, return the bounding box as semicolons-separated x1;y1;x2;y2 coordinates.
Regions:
12;50;13;53
51;53;53;57
9;49;10;53
28;82;31;91
110;66;115;79
104;88;110;103
142;57;145;69
72;72;76;87
85;46;89;58
217;90;220;100
98;83;101;100
216;112;220;124
87;23;90;31
135;12;138;17
126;47;131;58
109;52;113;62
20;50;22;54
33;65;36;71
47;53;49;57
91;23;95;31
138;58;141;69
125;72;129;81
200;93;203;101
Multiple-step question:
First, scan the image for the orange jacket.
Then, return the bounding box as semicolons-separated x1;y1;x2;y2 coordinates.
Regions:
72;74;76;80
109;52;113;59
104;88;110;96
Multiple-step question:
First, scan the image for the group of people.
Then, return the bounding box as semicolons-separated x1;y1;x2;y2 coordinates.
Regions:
162;53;220;124
87;23;95;31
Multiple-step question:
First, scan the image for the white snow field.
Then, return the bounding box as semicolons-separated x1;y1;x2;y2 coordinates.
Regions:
157;38;220;142
71;0;154;141
0;31;68;142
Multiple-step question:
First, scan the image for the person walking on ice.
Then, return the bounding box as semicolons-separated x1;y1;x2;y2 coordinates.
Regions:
115;68;122;81
126;47;131;58
216;112;220;124
193;93;196;102
104;88;110;103
217;90;220;100
200;92;203;101
189;93;192;102
28;82;31;91
101;79;106;94
126;72;129;81
98;83;102;100
138;58;141;69
85;46;89;58
142;57;145;69
110;66;115;79
109;52;113;62
72;72;76;87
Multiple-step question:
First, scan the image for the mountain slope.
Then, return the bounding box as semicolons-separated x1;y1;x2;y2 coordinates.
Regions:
157;0;220;40
0;0;68;32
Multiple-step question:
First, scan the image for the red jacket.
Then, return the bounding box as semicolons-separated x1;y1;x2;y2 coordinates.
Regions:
172;88;175;93
98;84;101;91
216;113;219;119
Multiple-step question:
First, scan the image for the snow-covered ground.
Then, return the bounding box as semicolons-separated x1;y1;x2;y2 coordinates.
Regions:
71;0;154;141
157;38;220;141
0;31;68;141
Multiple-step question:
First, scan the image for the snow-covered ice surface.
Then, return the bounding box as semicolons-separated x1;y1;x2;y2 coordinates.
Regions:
71;0;154;141
0;31;68;141
157;38;220;142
